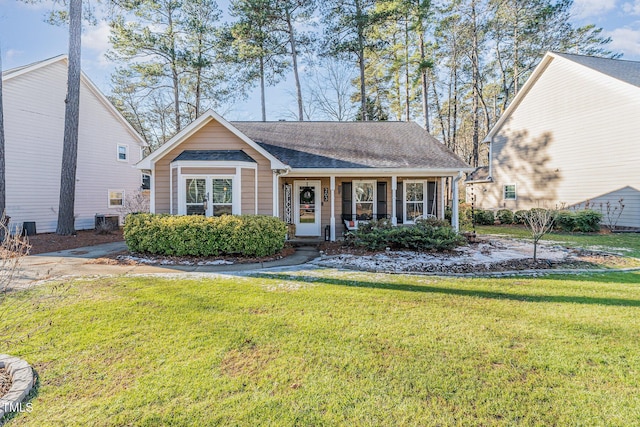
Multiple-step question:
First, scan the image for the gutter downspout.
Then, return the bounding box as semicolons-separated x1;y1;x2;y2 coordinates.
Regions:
452;172;463;231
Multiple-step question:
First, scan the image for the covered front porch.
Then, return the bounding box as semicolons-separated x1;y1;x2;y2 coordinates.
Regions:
276;171;463;242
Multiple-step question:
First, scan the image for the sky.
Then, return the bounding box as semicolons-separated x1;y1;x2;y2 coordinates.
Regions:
1;0;640;121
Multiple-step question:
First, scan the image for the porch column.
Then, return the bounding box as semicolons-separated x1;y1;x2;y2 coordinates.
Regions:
452;172;462;231
272;171;279;218
150;167;156;214
391;176;397;225
439;178;445;219
330;176;336;241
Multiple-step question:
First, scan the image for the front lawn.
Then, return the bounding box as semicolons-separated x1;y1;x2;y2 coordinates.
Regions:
475;224;640;257
3;271;640;425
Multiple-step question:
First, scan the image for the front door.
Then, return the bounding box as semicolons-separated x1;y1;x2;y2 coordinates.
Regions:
294;181;321;236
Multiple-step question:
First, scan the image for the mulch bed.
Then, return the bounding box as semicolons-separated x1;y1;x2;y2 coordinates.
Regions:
0;367;11;398
89;245;297;266
27;230;124;255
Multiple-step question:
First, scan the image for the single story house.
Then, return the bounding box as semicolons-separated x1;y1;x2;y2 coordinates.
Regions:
467;51;640;228
137;110;472;240
2;55;147;233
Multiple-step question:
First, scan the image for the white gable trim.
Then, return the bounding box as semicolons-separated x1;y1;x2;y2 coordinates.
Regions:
483;52;555;143
136;109;287;170
3;55;147;147
485;51;640;143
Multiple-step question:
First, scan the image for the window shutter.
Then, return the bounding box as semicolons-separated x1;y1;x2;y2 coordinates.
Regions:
396;181;403;224
377;181;387;219
342;182;352;221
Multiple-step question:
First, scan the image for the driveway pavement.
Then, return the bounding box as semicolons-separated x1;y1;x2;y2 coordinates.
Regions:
12;242;320;289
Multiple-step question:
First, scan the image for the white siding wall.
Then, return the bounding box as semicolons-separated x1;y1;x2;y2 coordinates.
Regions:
3;60;144;233
475;57;640;228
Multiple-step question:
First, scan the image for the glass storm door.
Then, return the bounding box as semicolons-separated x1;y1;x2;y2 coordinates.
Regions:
294;181;321;236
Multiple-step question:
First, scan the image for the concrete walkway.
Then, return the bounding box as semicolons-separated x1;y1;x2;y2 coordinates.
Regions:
13;242;320;289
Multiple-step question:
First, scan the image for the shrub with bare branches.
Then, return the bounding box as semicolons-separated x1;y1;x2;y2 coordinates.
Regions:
599;199;625;232
524;208;557;262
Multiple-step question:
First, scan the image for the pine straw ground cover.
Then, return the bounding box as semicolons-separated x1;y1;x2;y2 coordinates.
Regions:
0;368;11;398
3;270;640;425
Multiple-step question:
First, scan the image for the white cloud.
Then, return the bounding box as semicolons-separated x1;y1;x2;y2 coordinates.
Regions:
82;21;111;68
571;0;618;19
5;49;24;61
622;0;640;14
606;26;640;57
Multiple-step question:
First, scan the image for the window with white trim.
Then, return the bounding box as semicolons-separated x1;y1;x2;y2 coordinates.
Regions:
405;181;425;222
353;180;376;220
184;176;235;216
109;190;124;208
212;178;233;216
117;144;128;162
504;184;516;200
404;180;438;223
186;178;207;215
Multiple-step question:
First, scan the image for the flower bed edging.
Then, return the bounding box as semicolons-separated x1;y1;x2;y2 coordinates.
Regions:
0;354;34;419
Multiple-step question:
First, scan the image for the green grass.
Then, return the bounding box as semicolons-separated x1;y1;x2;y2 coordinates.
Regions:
4;271;640;425
475;224;640;257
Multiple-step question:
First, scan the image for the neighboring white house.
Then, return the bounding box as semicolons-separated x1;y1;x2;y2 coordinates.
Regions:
467;51;640;228
2;55;147;233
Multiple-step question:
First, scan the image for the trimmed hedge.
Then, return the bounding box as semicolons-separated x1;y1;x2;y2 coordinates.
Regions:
496;209;514;224
514;210;529;225
124;213;287;257
348;218;466;251
473;209;495;225
554;209;602;232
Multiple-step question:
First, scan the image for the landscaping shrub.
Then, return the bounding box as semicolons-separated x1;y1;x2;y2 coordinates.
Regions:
574;209;602;232
555;210;576;232
553;209;602;232
496;209;514;224
514;210;529;225
445;203;472;228
349;219;466;251
473;209;495;225
124;213;287;257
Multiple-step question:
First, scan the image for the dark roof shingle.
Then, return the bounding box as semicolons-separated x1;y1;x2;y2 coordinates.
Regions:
172;150;256;163
230;121;469;169
554;52;640;88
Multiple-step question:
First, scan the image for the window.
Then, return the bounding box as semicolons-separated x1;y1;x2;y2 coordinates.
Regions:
353;180;375;220
117;144;128;161
504;184;516;200
183;176;235;216
186;178;206;215
109;190;124;208
212;178;233;216
405;181;424;222
141;173;151;190
404;180;438;223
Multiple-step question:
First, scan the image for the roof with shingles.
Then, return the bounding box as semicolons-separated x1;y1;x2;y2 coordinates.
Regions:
465;166;491;182
553;52;640;88
172;150;256;163
230;121;470;169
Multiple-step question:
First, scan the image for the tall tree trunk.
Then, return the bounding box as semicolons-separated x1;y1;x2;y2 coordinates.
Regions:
404;19;410;121
168;11;181;131
356;1;367;120
260;56;266;121
419;33;429;131
470;0;480;168
431;77;447;145
56;0;82;235
285;7;304;121
0;47;5;217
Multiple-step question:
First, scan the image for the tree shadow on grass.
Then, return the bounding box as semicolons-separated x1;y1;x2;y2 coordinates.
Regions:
251;272;640;308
